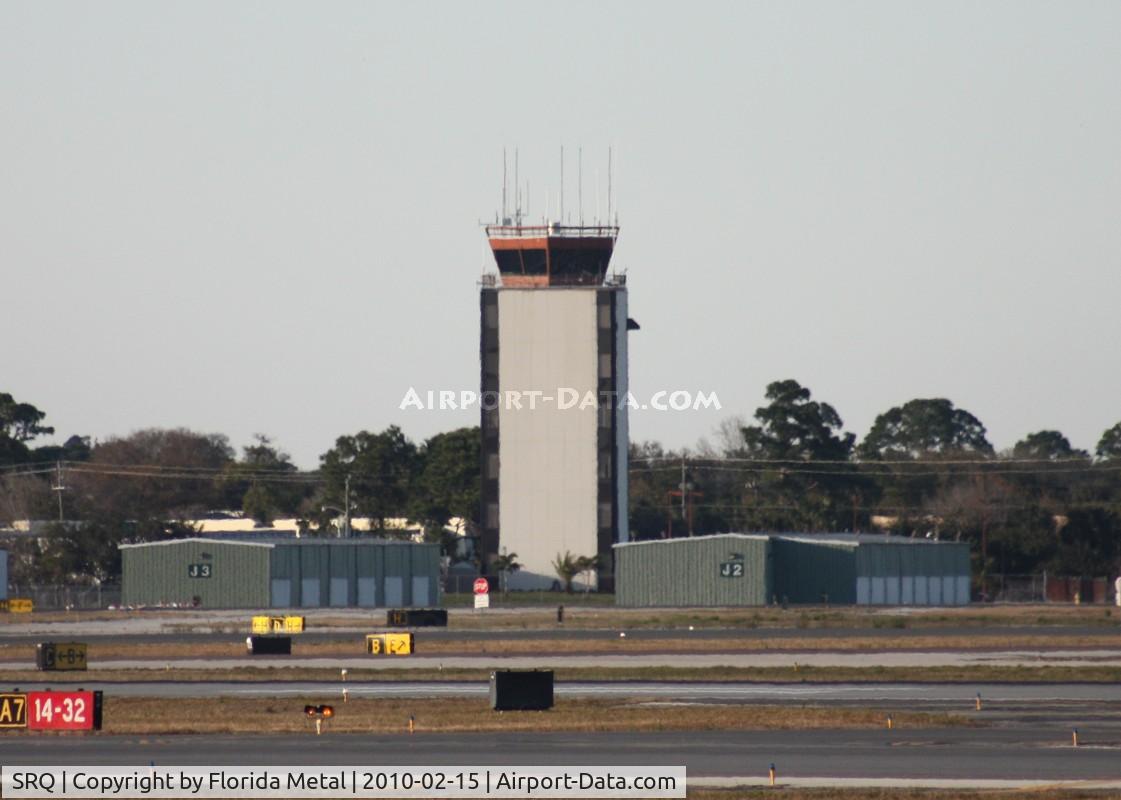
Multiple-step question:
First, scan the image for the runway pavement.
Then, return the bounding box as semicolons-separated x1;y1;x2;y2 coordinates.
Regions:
4;611;1118;788
2;625;1120;645
3;648;1120;671
4;680;1121;705
2;730;1119;785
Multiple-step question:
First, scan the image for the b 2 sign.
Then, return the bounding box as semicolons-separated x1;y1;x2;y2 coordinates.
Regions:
27;690;101;731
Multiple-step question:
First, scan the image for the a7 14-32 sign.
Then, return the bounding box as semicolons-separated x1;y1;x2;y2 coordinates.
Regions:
0;690;102;731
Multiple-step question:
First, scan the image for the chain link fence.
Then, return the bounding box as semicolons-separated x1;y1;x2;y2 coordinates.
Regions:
443;573;573;594
985;574;1047;603
6;576;1112;609
444;573;484;594
985;574;1120;604
7;584;121;610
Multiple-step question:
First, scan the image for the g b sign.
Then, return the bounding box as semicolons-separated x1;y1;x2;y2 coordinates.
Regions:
36;642;88;671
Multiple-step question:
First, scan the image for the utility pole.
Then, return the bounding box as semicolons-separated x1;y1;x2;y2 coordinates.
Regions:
667;457;703;538
344;474;352;539
975;473;989;601
51;461;65;522
680;457;686;531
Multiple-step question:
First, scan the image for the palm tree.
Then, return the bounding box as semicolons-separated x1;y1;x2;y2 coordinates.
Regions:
552;551;581;594
493;550;521;597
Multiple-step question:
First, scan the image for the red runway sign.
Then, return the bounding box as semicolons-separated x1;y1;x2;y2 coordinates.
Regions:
27;690;100;731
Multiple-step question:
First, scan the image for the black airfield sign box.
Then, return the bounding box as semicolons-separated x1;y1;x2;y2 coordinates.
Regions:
246;635;292;655
490;670;555;711
386;608;447;627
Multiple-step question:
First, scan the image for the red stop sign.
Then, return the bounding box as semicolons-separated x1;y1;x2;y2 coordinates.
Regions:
473;577;490;595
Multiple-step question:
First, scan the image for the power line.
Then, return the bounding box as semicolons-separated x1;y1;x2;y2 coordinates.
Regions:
2;460;312;478
629;463;1121;477
0;460;63;473
629;455;1104;466
65;461;304;475
0;468;58;479
65;466;324;484
639;500;1121;513
2;453;1119;489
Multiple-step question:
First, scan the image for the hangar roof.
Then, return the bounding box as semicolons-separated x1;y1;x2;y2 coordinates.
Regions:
614;533;770;549
119;537;433;550
614;532;964;549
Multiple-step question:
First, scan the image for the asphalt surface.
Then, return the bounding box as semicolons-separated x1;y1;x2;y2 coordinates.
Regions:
2;730;1120;783
4;680;1121;705
4;648;1119;671
3;614;1118;787
2;625;1120;645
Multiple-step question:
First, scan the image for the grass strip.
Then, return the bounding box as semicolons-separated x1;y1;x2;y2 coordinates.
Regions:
3;632;1119;662
97;696;969;735
4;664;1121;684
6;603;1120;632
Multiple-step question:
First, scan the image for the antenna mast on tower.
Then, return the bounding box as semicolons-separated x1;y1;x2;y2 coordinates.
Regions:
607;147;613;226
560;146;565;223
578;146;583;227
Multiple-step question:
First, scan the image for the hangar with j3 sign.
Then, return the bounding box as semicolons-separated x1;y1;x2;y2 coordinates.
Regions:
614;533;971;607
120;538;441;609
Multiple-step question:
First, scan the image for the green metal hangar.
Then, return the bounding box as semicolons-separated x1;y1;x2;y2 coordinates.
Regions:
120;538;441;609
615;533;971;607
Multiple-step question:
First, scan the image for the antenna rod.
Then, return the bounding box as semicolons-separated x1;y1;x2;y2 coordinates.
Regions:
502;148;507;222
578;146;583;226
595;168;600;223
514;147;520;223
607;146;613;227
560;145;565;223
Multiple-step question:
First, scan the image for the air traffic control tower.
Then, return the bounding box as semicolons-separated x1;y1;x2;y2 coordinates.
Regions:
480;222;632;590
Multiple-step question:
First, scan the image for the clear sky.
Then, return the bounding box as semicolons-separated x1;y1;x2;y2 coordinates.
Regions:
3;1;1119;468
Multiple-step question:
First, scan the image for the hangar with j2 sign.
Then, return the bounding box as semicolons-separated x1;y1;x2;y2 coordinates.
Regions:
615;533;971;607
120;538;441;609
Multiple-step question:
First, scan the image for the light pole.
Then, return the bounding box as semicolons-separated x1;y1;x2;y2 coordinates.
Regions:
322;475;352;539
321;506;348;538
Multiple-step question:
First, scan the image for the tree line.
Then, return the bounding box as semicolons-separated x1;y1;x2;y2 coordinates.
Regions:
630;380;1121;588
1;390;479;584
3;384;1121;588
